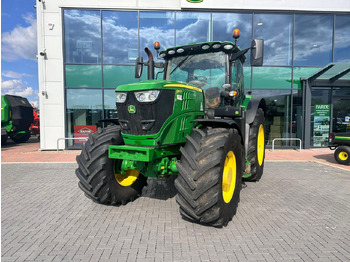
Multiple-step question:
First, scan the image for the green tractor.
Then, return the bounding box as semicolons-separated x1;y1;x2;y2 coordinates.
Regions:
76;30;266;227
1;95;33;146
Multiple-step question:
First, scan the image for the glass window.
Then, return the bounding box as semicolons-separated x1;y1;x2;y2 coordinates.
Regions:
176;12;211;46
292;67;321;89
140;12;175;62
294;14;333;66
103;66;138;87
102;11;138;64
244;67;251;90
251;89;292;147
252;67;292;89
213;13;252;64
254;13;293;66
65;65;102;87
104;89;118;119
64;10;101;64
66;89;103;148
334;15;350;63
332;88;350;133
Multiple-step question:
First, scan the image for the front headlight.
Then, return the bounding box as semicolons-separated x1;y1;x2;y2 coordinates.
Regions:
116;92;127;103
134;90;160;102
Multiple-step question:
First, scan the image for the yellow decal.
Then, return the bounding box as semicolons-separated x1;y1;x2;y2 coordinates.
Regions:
164;84;203;93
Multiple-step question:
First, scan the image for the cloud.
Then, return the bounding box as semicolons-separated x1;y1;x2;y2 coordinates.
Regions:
1;79;35;97
1;13;37;62
2;71;34;79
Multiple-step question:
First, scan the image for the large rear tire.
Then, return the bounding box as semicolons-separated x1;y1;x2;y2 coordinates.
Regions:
10;131;31;143
175;127;243;227
334;146;350;165
245;108;266;181
76;126;147;205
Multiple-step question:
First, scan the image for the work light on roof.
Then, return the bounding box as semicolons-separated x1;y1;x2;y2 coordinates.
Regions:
224;44;234;50
168;50;175;55
212;43;221;49
201;44;210;50
177;48;184;53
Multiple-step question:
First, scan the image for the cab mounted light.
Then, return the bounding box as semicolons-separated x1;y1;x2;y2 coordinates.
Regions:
177;48;184;53
212;43;221;49
168;50;175;55
201;44;210;50
154;41;160;57
233;28;240;45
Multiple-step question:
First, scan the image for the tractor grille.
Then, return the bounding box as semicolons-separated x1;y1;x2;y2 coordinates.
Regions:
116;90;175;135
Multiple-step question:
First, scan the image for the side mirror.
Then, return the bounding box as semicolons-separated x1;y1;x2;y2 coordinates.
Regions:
251;39;264;66
135;57;144;78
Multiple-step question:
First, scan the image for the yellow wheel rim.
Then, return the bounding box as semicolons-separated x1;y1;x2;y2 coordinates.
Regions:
115;169;139;187
339;152;348;161
257;124;265;166
222;151;237;204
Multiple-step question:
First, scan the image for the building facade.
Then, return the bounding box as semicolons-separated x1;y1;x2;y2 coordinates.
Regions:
36;0;350;150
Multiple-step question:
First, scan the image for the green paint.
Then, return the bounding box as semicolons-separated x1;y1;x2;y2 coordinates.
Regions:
335;136;350;141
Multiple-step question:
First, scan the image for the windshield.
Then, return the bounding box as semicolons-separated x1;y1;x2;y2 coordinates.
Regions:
165;52;228;91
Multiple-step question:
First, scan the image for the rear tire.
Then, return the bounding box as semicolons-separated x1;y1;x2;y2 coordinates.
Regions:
1;134;8;146
175;127;243;227
334;146;350;165
10;131;31;143
75;126;147;205
245;108;265;181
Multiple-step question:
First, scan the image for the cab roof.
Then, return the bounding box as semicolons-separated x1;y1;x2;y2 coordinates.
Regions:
159;41;246;62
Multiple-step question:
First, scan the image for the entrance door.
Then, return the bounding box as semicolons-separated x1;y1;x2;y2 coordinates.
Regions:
311;88;331;147
332;87;350;133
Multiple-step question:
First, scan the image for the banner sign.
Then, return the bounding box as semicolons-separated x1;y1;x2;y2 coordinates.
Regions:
74;125;97;143
313;104;330;147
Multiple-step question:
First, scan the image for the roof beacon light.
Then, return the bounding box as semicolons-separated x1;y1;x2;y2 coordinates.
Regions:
233;28;240;45
154;41;160;57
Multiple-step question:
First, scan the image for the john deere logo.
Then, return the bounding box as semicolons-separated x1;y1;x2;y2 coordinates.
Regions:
187;0;203;2
128;105;136;114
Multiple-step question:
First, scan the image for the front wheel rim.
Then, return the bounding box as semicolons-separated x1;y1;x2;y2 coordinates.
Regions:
257;124;265;166
222;151;237;204
339;152;348;161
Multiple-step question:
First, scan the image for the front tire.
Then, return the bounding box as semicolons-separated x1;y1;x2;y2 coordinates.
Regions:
175;127;243;227
334;146;350;165
75;126;147;205
245;108;266;181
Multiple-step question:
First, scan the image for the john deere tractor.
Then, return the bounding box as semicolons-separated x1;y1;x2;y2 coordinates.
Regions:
76;30;266;227
1;95;33;146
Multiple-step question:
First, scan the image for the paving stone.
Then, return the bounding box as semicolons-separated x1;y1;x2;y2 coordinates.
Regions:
1;162;350;262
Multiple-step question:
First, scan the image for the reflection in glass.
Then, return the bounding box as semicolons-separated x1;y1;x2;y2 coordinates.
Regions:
104;89;118;120
65;65;102;87
251;89;292;147
292;89;303;146
176;12;211;46
254;13;292;66
213;13;252;65
64;10;101;64
294;14;333;66
66;89;103;148
140;12;175;62
332;88;350;133
252;67;292;89
334;15;350;63
102;11;138;64
292;67;321;89
103;66;138;87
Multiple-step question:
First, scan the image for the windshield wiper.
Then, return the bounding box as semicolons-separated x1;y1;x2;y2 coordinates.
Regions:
170;55;194;76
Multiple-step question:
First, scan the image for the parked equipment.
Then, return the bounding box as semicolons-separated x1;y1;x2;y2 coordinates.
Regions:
76;29;266;227
1;95;34;145
329;132;350;165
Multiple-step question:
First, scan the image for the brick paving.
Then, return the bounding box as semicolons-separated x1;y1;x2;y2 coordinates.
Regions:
1;162;350;262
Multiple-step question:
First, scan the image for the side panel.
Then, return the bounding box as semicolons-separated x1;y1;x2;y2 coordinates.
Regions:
1;96;11;124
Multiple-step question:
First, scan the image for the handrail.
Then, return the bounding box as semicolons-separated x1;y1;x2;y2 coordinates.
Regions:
272;138;302;152
57;137;88;151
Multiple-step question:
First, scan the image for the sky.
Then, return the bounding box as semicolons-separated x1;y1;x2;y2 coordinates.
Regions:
1;0;39;108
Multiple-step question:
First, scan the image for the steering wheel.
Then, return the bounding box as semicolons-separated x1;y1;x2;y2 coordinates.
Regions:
188;75;207;88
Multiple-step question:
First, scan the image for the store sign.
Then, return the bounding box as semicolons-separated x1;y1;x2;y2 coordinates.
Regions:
313;104;330;147
74;125;97;143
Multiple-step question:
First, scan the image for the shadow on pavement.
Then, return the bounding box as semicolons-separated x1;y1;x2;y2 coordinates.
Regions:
143;176;177;201
1;136;40;151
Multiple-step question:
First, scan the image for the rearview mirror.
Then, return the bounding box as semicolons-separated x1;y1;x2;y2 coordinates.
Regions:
135;57;144;78
251;39;264;66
